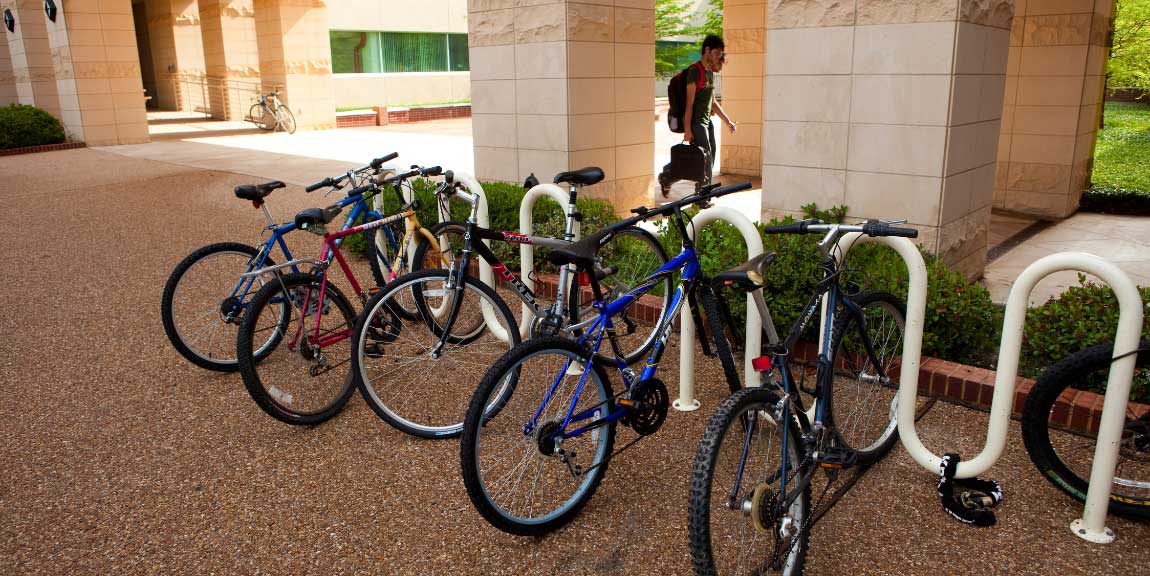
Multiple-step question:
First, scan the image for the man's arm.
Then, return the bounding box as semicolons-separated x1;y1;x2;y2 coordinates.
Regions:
712;100;736;133
684;82;697;143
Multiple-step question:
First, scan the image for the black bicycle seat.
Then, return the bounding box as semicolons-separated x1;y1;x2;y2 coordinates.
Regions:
553;167;604;187
548;227;614;271
234;180;285;201
713;252;776;292
294;205;342;231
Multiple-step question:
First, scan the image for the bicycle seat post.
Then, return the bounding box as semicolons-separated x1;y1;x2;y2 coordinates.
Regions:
260;201;276;228
564;183;578;242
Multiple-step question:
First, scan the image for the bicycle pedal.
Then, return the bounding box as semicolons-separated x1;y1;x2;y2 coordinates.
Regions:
813;448;857;469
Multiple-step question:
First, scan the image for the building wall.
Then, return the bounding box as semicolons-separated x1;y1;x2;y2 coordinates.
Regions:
327;0;467;34
333;71;468;108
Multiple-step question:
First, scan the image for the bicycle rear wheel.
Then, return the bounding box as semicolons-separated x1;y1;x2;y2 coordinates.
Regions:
276;106;296;134
236;272;358;425
161;242;284;372
352;268;520;438
1021;341;1150;519
827;291;912;464
568;225;671;364
248;103;271;130
461;336;616;536
690;386;809;576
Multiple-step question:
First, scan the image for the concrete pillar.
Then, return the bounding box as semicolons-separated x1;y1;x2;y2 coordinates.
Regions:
145;0;206;111
0;28;17;104
2;0;61;115
252;0;334;130
994;0;1113;219
198;0;260;120
720;0;765;176
761;0;1013;279
468;0;656;209
43;0;148;145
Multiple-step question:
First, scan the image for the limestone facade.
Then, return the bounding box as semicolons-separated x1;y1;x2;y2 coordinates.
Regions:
3;0;61;115
994;0;1113;219
720;0;765;176
469;0;657;208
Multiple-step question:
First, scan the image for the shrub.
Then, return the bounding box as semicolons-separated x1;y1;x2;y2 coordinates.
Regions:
0;104;66;149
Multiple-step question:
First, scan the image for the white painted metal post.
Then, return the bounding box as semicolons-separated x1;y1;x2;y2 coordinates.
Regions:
676;207;765;411
451;172;511;344
519;183;581;339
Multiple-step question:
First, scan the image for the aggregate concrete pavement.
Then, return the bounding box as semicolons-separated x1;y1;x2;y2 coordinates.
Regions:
2;148;1147;575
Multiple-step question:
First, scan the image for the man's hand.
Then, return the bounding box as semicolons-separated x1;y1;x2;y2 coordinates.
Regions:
683;126;693;143
725;119;737;134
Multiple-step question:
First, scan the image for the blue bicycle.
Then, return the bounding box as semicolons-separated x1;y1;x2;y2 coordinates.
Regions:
160;152;413;372
459;180;752;536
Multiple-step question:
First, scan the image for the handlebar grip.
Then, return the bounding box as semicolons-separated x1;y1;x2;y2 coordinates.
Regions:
862;220;919;238
305;177;332;193
711;181;753;196
762;222;809;235
630;206;650;216
370;152;399;170
346;183;375;198
421;166;443;177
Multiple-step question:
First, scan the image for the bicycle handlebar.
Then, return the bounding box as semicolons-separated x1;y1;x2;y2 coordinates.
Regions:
622;181;753;227
370;152;399;170
763;218;918;238
304;152;400;193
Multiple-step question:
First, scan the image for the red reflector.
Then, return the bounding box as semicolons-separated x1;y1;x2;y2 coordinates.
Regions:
751;356;773;372
578;272;591;286
252;200;262;209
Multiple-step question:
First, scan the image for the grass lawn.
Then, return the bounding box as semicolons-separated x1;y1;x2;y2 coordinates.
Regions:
1091;101;1150;193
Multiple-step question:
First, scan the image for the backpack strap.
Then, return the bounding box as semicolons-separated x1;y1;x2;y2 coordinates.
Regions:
694;61;706;90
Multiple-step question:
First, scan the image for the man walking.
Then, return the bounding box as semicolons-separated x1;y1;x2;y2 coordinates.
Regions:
684;34;736;182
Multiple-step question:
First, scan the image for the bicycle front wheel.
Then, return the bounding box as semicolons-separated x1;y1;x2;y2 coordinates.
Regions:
248;103;271;130
568;225;671;364
276;105;296;134
1021;341;1150;519
690;386;809;576
461;336;616;536
161;242;283;372
827;291;910;464
352;268;520;438
236;272;358;425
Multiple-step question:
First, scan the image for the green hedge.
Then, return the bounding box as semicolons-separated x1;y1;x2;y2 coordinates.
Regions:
0;104;65;149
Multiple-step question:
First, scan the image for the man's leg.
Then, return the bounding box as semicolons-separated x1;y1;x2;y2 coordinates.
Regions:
707;123;717;183
691;121;712;185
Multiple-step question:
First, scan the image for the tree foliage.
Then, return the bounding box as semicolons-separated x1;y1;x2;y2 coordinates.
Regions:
655;0;723;79
1108;0;1150;92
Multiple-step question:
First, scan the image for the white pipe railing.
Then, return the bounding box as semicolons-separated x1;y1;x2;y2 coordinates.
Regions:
519;183;580;339
833;234;1143;544
450;172;511;344
676;207;764;411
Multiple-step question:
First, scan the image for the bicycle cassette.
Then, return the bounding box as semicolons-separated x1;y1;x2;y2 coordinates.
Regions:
621;378;669;436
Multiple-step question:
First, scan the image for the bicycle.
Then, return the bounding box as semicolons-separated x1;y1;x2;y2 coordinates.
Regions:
350;167;672;439
160;153;406;372
1021;340;1150;519
457;180;754;535
249;89;296;134
233;165;452;426
688;218;921;575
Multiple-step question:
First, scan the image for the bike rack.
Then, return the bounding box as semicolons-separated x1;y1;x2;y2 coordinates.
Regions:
834;234;1144;544
450;172;512;344
519;183;581;339
676;206;764;411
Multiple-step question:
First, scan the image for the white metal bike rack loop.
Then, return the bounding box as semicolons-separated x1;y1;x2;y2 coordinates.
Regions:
676;206;764;411
450;172;512;344
519;183;581;340
834;234;1144;544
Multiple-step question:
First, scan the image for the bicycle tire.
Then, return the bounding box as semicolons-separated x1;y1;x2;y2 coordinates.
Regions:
698;284;743;394
352;268;521;438
826;291;907;464
277;105;296;134
161;242;284;372
249;103;271;130
689;386;810;576
1021;341;1150;519
236;272;359;425
411;221;463;273
567;225;671;365
461;336;616;536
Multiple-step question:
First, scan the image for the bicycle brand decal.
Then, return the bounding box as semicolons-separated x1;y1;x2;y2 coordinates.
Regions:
501;232;532;244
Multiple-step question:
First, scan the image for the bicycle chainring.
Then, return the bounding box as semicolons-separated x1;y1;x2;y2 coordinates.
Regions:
530;312;565;338
621;378;669;436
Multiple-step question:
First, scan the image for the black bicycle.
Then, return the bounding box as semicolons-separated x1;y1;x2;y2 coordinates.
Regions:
689;218;921;575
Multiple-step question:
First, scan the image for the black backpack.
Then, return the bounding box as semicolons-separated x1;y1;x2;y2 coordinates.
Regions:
666;61;706;134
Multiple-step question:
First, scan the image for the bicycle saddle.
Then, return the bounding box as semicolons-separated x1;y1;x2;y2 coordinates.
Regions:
553;167;604;187
294;205;342;232
713;252;776;292
548;226;613;271
234;180;285;201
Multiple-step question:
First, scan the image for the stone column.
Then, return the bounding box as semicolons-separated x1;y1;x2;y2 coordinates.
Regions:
762;0;1013;279
2;0;61;115
253;0;335;131
994;0;1112;219
198;0;260;120
468;0;656;209
42;0;148;145
719;0;765;176
0;30;17;104
144;0;205;111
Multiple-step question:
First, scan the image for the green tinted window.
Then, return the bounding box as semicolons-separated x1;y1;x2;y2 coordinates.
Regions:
448;34;469;72
331;31;469;73
330;31;383;74
380;32;446;73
